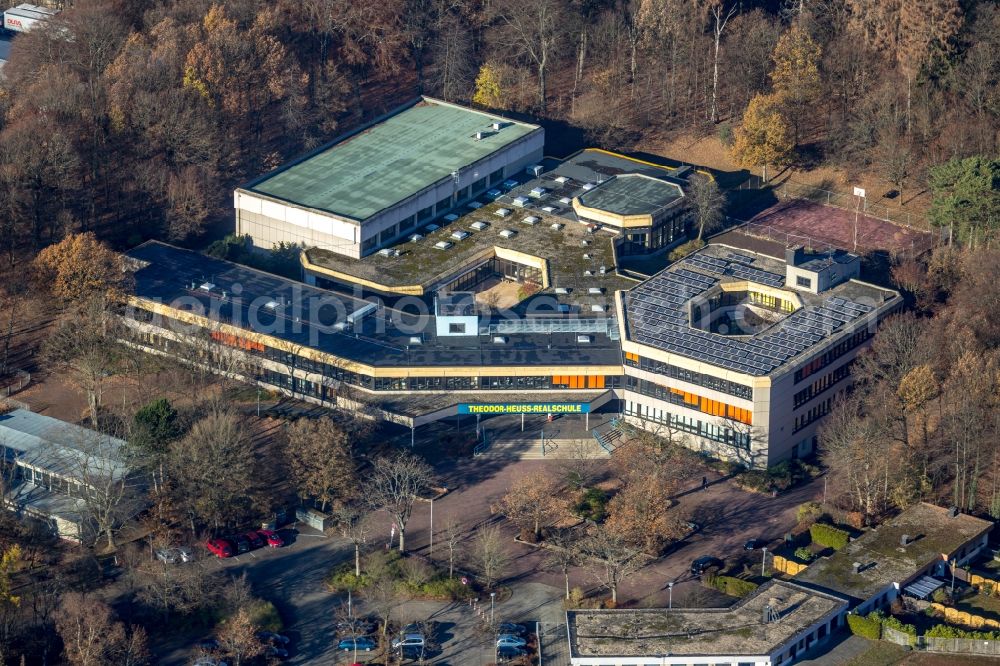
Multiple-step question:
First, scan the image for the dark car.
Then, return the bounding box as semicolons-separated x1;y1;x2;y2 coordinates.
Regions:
497;646;527;661
245;531;264;549
690;555;723;576
229;534;251;554
338;637;376;652
497;622;527;636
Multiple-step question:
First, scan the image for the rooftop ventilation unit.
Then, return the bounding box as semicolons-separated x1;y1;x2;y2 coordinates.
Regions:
577;335;593;343
599;266;607;275
591;304;605;312
332;322;347;331
409;234;423;242
491;121;503;130
495;208;512;217
378;248;394;257
529;186;548;198
451;230;470;241
470;221;489;231
580;240;591;246
499;229;517;239
199;282;215;291
559;197;572;204
588;287;604;294
434;241;453;250
541;206;556;213
584;270;593;276
582;182;596;191
521;216;539;226
551;223;564;231
554;287;570;295
409;336;422;345
525;164;543;177
468;201;484;210
475;131;486;140
583;253;591;260
347;302;378;325
555;176;569;184
901;534;912;547
443;213;459;222
426;223;440;232
511;196;530;207
492;336;508;344
852;562;863;574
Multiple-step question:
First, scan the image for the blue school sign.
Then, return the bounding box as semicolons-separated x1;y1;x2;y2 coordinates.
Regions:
457;403;590;415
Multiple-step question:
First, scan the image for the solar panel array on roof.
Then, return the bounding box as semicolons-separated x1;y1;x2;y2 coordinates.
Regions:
624;252;876;376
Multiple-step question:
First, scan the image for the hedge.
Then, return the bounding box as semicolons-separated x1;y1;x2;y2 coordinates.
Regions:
925;624;1000;640
880;614;917;637
704;574;759;598
847;613;882;640
810;523;850;550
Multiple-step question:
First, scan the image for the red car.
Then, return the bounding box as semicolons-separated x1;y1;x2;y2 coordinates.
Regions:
257;529;283;548
206;538;234;558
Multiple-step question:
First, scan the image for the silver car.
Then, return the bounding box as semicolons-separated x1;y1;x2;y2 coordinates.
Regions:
154;548;179;564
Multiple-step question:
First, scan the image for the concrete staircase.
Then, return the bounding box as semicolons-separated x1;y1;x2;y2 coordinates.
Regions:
476;436;609;460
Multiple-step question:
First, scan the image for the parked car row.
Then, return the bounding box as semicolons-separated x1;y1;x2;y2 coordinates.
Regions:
496;621;532;661
155;545;194;564
206;529;284;558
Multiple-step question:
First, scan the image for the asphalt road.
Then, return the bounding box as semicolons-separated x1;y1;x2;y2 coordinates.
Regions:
156;529;354;665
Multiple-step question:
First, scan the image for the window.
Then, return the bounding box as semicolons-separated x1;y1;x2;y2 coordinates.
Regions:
794;360;853;408
418;206;433;222
472;176;487;193
361;236;378;252
796;275;813;288
448;323;466;334
795;328;872;383
489;168;504;185
624;354;753;400
401;215;417;231
436;197;451;214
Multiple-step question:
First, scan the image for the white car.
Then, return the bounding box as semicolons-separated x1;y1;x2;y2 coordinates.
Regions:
392;633;425;649
176;546;195;562
154;548;178;564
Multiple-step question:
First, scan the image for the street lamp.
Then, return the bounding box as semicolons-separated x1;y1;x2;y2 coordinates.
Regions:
667;582;673;611
490;591;496;625
762;547;768;578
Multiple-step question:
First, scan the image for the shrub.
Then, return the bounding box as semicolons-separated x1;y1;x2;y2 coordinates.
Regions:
326;567;372;592
881;614;917;637
810;523;850;550
796;501;824;525
575;488;608;522
931;588;952;605
246;599;283;632
846;613;882;640
703;574;759;598
717;122;734;147
668;239;706;262
417;577;468;600
793;547;814;562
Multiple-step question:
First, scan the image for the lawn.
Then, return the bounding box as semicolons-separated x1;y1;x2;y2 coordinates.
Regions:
955;590;1000;622
844;641;907;666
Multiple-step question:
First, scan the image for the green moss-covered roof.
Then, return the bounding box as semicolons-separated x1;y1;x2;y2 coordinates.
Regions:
795;503;993;601
244;98;539;221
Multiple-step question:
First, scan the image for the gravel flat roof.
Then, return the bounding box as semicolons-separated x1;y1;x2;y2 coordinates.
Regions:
243;98;539;221
568;580;846;658
795;503;993;601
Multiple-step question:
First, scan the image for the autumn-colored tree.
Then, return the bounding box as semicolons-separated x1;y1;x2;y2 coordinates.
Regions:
217;608;263;666
497;469;559;540
731;93;793;182
769;24;822;144
54;593;149;666
285;416;355;511
898;0;962;130
605;474;684;553
34;233;128;304
0;545;21;664
472;62;510;110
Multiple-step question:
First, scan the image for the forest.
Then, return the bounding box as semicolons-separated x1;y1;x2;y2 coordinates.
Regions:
0;0;997;259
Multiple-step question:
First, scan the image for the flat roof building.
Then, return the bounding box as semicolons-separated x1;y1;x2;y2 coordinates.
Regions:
235;97;543;258
0;409;130;541
618;243;901;465
795;503;992;615
566;579;848;666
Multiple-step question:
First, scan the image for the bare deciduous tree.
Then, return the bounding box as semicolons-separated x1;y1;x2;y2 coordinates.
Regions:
544;528;582;600
472;523;510;591
217;608;264;666
582;526;643;604
364;452;434;552
331;505;372;576
496;469;558;540
54;592;149;666
285;416;355;511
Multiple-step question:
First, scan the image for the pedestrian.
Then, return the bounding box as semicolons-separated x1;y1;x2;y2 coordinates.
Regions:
702;476;708;491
